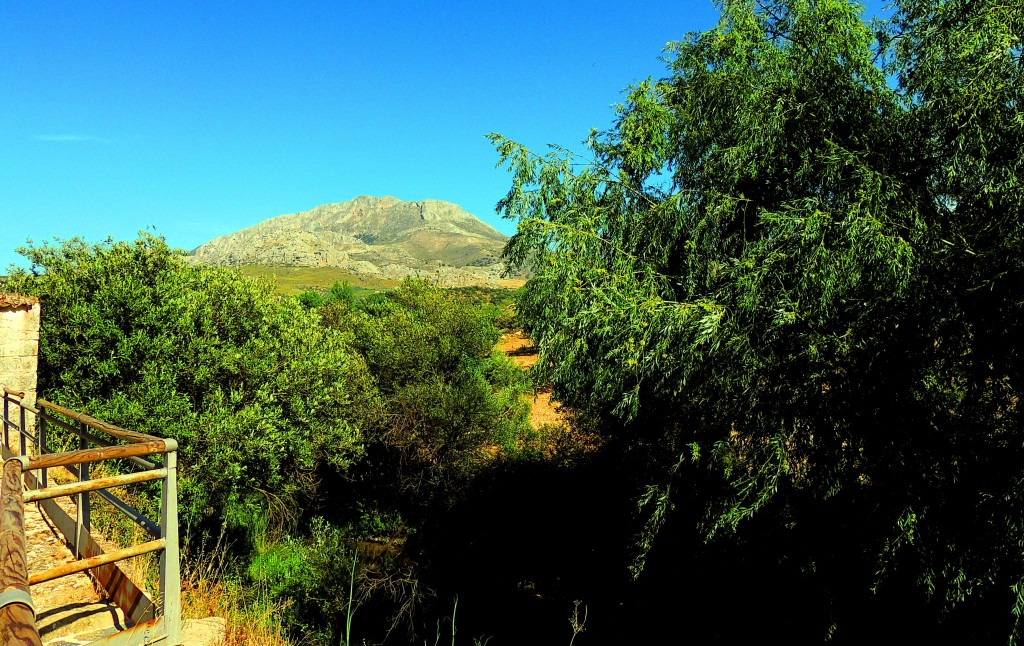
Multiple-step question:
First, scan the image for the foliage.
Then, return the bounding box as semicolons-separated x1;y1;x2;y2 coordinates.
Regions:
442;285;520;330
3;236;541;640
1;234;379;540
322;279;535;518
248;519;359;645
296;289;325;309
297;280;361;310
491;0;1024;637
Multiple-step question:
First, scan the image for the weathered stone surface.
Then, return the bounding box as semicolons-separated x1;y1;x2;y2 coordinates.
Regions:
0;321;39;336
190;196;518;285
0;329;40;343
0;299;38;437
0;369;38;389
0;341;39;358
0;358;38;376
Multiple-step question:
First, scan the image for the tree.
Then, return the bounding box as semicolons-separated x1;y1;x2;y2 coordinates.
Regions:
1;234;379;540
321;278;534;517
491;0;1023;637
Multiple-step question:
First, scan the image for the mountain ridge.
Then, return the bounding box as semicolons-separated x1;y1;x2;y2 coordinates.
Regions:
190;196;514;286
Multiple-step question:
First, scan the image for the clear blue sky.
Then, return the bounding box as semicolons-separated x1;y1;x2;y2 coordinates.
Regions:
0;1;886;270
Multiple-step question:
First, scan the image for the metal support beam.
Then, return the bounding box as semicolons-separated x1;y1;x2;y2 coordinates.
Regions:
160;450;181;645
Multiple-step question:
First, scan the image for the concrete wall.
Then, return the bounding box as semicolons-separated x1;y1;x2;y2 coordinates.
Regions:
0;293;40;415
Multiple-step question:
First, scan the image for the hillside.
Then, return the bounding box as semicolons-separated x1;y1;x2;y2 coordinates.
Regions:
190;196;514;286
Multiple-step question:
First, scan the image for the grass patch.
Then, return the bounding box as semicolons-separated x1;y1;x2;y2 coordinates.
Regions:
234;266;399;295
233;265;524;296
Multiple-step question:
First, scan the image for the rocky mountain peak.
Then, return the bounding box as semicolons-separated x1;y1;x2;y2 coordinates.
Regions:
190;196;512;286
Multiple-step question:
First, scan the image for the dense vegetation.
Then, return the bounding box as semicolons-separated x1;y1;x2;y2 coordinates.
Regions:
1;235;537;644
3;234;377;537
3;0;1022;642
490;0;1024;641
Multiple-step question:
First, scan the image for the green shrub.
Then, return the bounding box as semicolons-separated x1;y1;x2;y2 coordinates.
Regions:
308;278;537;538
2;234;380;542
248;519;383;646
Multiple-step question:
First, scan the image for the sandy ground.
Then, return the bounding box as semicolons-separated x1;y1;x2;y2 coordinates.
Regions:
496;331;567;430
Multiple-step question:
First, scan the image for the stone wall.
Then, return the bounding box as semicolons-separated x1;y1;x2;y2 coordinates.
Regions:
0;293;40;416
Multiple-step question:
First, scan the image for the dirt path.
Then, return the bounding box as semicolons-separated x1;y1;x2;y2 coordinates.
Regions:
23;492;227;645
23;495;128;644
496;331;567;429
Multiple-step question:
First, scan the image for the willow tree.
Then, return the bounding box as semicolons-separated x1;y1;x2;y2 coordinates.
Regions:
491;0;1024;636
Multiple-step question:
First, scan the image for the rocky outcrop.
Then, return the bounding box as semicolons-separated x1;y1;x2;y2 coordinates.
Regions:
190;196;514;285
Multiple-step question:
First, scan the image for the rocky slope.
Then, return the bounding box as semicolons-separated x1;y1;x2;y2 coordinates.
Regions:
190;196;514;285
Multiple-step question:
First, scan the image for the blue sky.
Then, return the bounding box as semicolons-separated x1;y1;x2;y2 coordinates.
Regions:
1;1;885;270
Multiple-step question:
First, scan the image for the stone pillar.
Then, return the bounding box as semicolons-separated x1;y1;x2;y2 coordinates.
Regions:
0;294;39;415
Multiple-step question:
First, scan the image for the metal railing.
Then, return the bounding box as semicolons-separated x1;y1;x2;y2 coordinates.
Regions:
0;386;180;646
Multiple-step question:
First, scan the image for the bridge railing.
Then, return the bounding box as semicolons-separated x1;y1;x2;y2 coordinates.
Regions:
0;386;180;646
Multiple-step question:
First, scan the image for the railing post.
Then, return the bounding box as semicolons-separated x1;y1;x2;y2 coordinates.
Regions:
0;459;42;645
36;416;46;489
75;423;90;560
3;396;9;450
159;449;181;645
17;405;25;459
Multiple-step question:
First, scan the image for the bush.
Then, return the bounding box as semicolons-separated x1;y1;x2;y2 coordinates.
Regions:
2;234;380;541
322;278;535;520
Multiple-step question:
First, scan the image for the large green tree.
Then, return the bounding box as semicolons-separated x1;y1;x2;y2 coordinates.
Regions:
492;0;1023;637
320;278;534;518
2;234;378;539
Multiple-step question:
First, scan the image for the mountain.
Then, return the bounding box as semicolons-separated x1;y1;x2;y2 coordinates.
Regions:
190;196;515;285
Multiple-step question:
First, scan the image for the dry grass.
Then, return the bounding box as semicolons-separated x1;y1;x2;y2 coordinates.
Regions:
233;265;523;295
495;331;604;459
77;473;292;646
183;576;290;646
177;529;292;646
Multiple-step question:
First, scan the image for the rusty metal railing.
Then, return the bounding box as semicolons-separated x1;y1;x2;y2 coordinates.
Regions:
0;386;180;646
